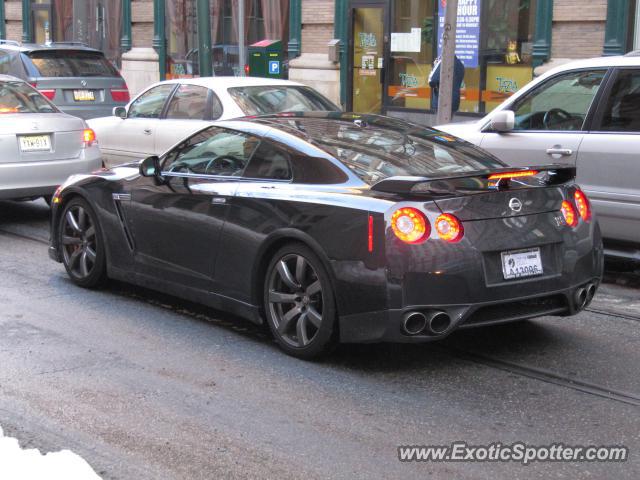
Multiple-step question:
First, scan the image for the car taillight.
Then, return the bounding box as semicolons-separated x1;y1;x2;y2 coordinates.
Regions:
561;200;578;227
435;213;464;242
488;170;538;180
110;88;130;102
391;207;430;244
368;214;374;252
38;89;56;100
574;189;591;222
83;128;96;147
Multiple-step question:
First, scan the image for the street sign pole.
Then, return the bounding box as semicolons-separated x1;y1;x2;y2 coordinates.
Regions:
238;0;246;76
436;0;459;125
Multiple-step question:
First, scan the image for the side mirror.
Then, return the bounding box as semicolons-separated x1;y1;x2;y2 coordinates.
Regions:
139;155;161;177
113;106;127;119
488;110;515;133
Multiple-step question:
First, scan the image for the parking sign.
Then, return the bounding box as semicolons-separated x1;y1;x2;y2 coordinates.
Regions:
269;60;280;75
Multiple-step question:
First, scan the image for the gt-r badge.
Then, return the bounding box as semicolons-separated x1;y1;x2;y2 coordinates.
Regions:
509;197;523;213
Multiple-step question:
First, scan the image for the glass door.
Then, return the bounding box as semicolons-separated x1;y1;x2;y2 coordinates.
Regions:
31;2;53;44
349;2;388;114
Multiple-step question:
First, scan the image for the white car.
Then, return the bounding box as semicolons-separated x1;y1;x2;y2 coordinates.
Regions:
437;54;640;260
88;77;339;167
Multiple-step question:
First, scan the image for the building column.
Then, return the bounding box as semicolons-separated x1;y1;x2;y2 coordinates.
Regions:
603;0;631;55
153;0;166;81
0;1;6;40
288;0;301;59
197;0;213;77
22;0;31;43
120;0;132;53
532;0;553;68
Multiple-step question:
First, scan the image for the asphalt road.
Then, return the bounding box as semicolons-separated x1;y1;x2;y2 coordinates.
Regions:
1;199;639;479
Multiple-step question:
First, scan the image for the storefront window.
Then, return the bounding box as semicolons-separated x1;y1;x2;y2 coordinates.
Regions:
383;0;536;116
35;0;123;67
166;0;289;78
388;0;435;111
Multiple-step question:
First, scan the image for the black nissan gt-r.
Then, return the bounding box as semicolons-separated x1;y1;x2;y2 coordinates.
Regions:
49;112;603;359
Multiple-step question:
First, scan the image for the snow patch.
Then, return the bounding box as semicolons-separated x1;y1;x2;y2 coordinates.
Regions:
0;424;101;479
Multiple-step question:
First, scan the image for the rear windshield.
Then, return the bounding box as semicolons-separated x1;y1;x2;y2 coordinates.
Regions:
27;50;120;78
228;86;339;115
267;118;505;185
0;81;57;114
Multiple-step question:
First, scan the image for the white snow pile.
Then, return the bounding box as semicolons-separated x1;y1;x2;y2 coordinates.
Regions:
0;424;101;480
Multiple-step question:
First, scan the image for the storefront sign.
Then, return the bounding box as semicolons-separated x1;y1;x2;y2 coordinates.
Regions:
358;32;377;49
391;28;422;53
399;73;419;88
437;0;482;68
360;55;377;76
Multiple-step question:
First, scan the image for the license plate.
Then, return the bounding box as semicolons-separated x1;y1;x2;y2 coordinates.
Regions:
73;89;95;101
19;134;51;152
501;248;543;280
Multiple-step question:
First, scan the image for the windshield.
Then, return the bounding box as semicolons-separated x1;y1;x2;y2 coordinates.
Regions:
228;86;339;115
264;117;505;185
27;50;120;77
0;81;57;114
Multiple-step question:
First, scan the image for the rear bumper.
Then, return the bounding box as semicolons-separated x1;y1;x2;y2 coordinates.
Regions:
339;278;600;343
0;148;101;201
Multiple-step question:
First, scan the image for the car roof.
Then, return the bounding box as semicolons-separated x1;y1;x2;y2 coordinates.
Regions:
156;76;305;89
543;54;640;77
0;41;102;54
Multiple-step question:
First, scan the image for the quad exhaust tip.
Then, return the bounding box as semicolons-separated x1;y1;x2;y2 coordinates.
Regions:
402;311;452;335
574;282;597;311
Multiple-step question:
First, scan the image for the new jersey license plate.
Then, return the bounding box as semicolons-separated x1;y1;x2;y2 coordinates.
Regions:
73;89;95;101
501;248;543;280
19;134;51;152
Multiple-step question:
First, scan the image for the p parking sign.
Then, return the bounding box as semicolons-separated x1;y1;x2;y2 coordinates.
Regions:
269;60;280;75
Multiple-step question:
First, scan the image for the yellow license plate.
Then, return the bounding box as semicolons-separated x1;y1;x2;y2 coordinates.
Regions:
73;90;95;101
19;134;51;152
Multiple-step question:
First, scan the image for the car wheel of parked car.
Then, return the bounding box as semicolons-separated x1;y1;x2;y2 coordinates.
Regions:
264;244;337;359
59;197;106;288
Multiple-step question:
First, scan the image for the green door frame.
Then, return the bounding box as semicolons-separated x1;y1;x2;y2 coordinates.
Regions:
604;0;631;55
121;0;132;53
335;0;348;106
0;2;6;40
532;0;553;68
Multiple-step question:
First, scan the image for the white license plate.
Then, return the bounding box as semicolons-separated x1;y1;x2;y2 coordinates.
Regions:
501;248;543;280
73;89;95;101
19;134;51;152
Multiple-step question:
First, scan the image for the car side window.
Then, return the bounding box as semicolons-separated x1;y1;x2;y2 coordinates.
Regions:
511;70;606;131
596;69;640;132
128;84;175;119
243;141;292;180
163;127;260;176
165;84;209;120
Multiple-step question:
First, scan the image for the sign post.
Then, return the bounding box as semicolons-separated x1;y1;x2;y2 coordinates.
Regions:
436;0;459;125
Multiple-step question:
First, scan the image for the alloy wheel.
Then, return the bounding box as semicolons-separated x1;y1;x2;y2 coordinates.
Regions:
267;254;324;348
61;205;98;279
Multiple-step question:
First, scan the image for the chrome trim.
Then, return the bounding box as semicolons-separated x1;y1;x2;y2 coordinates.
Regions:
160;171;292;183
112;193;131;201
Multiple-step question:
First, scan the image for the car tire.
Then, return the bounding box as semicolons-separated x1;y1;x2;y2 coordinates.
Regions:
264;243;337;359
58;197;107;288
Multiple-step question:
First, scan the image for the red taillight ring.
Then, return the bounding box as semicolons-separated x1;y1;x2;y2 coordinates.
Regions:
574;189;591;222
391;207;430;244
435;213;464;242
561;200;578;228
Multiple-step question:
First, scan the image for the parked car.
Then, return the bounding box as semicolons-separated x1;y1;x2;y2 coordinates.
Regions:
49;112;602;359
0;40;129;119
87;77;340;167
0;75;100;203
436;54;640;261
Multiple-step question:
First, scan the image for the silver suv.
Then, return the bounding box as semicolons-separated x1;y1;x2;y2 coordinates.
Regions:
0;40;129;119
437;54;640;261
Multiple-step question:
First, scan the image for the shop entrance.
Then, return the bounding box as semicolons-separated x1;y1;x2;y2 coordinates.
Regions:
348;1;388;114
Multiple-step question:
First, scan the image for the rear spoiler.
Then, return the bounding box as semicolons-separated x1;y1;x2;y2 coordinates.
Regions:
370;165;576;195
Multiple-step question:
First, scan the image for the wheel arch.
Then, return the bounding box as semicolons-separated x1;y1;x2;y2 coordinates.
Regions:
251;229;339;317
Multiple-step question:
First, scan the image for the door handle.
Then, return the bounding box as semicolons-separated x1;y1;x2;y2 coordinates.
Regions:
211;197;226;205
143;128;152;135
546;147;573;156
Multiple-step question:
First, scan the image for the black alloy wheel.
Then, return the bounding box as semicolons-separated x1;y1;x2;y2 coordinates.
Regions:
59;197;106;288
264;244;337;359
